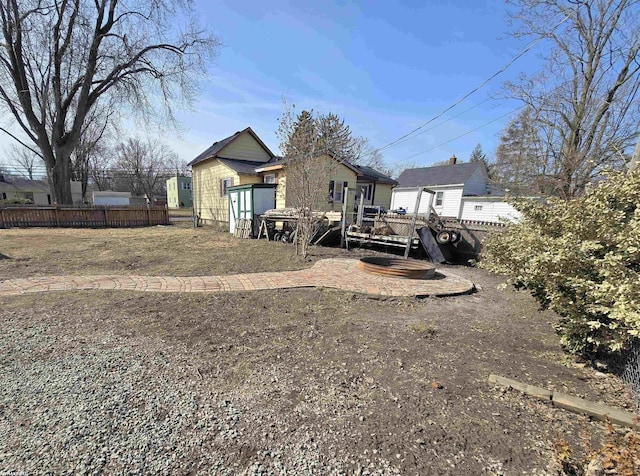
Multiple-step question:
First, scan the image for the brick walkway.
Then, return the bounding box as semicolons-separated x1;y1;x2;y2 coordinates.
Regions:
0;258;474;298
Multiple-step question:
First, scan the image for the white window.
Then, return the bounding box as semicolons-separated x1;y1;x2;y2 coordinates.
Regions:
221;178;233;197
263;173;276;184
334;181;344;203
474;205;483;211
435;191;444;206
332;181;348;204
181;181;191;191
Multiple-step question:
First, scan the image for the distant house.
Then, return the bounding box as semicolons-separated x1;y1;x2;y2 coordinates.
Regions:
189;127;396;229
166;176;192;208
0;174;82;205
391;156;520;223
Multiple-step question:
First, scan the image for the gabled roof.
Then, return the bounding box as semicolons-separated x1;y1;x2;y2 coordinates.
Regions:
188;127;275;167
396;162;486;188
0;176;50;193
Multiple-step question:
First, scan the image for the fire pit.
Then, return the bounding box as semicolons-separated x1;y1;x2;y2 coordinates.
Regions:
358;257;436;279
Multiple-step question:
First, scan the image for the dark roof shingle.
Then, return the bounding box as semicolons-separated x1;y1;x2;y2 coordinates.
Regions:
396;162;485;188
187;131;243;167
354;165;397;185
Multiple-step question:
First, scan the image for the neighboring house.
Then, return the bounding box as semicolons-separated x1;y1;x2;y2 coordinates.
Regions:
459;196;521;222
189;127;396;228
391;155;520;223
166;176;192;208
93;191;131;206
0;174;82;205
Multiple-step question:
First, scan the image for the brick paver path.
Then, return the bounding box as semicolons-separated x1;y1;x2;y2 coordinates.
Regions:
0;258;474;298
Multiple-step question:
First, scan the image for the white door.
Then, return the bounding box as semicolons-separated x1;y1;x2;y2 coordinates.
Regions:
229;191;239;233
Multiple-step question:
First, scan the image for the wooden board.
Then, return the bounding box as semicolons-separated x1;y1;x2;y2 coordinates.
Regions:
417;226;446;263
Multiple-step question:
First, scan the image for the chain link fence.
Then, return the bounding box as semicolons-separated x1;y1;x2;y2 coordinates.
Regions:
605;339;640;410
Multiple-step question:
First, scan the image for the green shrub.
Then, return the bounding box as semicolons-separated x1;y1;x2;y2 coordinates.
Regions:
0;197;33;205
481;170;640;355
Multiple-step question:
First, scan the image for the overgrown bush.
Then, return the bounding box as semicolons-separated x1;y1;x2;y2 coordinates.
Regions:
481;170;640;355
0;197;33;205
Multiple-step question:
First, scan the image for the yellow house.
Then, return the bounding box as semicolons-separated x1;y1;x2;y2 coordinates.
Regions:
189;127;397;229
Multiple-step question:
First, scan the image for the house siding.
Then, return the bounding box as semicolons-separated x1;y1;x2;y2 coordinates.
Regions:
460;199;521;223
218;132;272;162
390;189;434;215
192;161;240;226
166;177;193;208
372;183;393;209
275;174;287;209
432;186;464;218
323;160;357;214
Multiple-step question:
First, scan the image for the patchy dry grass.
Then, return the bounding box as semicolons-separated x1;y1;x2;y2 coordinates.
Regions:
0;225;364;278
1;226;638;474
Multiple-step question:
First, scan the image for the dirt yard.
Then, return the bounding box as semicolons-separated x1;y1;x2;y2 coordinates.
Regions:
0;226;636;474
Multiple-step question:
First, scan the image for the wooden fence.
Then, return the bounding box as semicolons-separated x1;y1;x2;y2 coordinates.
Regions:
0;206;170;228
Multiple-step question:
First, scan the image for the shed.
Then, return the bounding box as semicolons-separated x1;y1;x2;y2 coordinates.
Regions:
93;191;131;206
228;184;277;236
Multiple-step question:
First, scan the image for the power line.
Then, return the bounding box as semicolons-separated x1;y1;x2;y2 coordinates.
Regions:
396;106;524;162
368;14;570;157
378;97;495;151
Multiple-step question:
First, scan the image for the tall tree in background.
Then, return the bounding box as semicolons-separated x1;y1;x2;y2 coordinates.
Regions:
70;104;116;201
469;143;491;175
493;107;558;194
505;0;640;199
113;138;174;200
0;0;220;204
277;106;362;257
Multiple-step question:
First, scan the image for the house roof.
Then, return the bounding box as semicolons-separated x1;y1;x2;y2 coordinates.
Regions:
189;127;396;185
354;165;397;185
217;158;269;175
396;162;485;188
0;176;50;193
188;127;275;167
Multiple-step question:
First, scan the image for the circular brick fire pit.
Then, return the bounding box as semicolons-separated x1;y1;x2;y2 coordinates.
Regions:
358;257;436;279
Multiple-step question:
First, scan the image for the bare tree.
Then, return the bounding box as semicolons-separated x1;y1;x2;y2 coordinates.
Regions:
9;143;39;179
114;137;178;201
0;0;220;204
505;0;640;199
88;150;114;192
70;103;116;200
165;154;191;177
277;107;361;257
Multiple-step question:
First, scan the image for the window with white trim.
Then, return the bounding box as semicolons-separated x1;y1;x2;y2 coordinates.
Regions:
263;173;276;184
181;181;191;190
435;191;444;206
334;181;344;203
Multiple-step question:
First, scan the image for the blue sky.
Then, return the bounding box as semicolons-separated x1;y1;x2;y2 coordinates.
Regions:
0;0;547;173
169;0;544;169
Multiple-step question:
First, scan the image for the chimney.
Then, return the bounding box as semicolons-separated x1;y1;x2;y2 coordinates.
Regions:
448;154;457;165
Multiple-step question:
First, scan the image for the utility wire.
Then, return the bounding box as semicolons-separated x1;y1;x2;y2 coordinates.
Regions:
368;14;570;157
379;97;494;151
397;106;524;162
